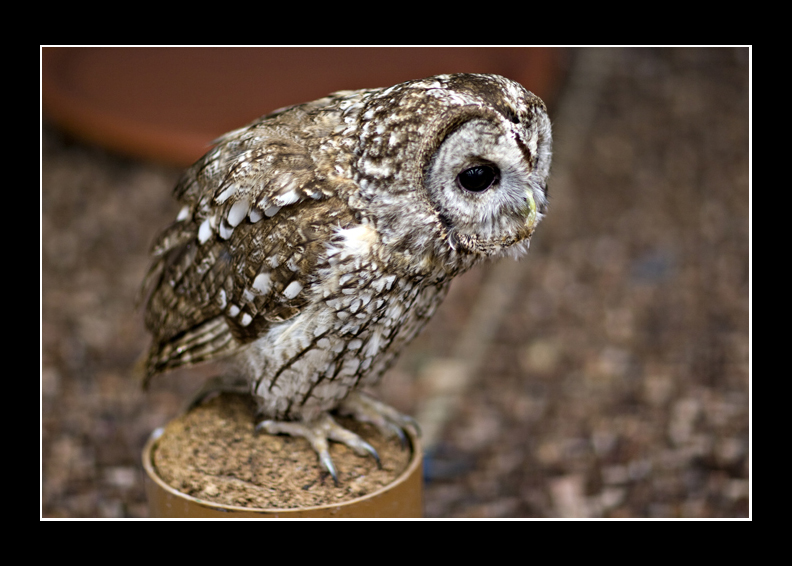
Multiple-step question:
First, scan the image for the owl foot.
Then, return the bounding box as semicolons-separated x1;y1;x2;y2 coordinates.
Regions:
256;412;380;484
337;391;421;448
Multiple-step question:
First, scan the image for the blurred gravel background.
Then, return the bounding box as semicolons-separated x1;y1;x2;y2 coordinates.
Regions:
41;47;750;518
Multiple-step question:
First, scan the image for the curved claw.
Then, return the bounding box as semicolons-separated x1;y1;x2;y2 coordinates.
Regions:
387;422;408;448
359;440;381;469
319;450;338;485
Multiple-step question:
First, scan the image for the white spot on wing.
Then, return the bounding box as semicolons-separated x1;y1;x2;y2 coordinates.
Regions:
249;207;263;223
219;222;234;240
252;272;272;295
198;218;213;244
227;198;249;227
215;184;237;204
283;280;303;299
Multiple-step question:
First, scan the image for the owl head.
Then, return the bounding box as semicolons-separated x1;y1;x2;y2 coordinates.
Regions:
351;73;552;267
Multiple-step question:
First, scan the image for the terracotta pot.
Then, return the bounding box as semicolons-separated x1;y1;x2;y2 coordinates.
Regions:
142;425;423;518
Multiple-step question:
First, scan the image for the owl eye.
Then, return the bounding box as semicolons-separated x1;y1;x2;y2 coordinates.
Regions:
457;165;498;193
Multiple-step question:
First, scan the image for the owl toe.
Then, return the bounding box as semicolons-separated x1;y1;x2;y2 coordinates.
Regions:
337;391;421;448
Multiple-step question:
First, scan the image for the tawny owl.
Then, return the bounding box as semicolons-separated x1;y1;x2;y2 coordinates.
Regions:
141;73;552;480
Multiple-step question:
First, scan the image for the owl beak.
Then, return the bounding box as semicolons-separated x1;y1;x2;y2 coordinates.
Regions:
524;190;539;230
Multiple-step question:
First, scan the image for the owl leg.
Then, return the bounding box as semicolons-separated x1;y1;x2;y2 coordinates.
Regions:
256;413;380;484
337;391;421;448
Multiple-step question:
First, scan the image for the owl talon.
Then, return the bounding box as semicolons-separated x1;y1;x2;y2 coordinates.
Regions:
255;412;381;482
338;391;421;448
388;423;408;448
319;451;339;485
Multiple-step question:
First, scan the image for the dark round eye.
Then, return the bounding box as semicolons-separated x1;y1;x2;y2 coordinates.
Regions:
457;165;498;193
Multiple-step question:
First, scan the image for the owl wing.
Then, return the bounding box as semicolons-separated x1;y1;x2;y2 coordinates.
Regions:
142;123;355;382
